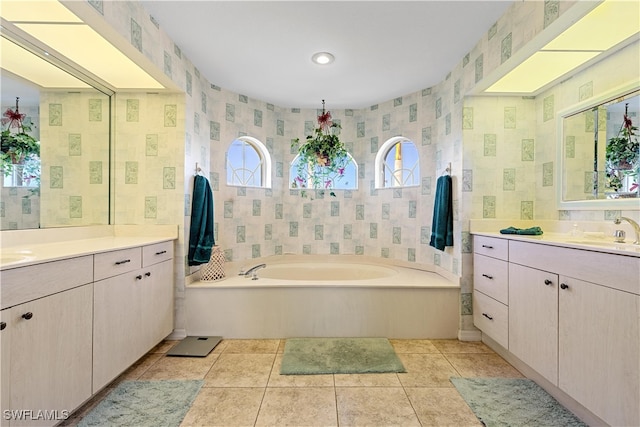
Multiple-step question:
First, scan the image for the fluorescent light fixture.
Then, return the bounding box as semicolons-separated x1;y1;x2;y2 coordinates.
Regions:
1;0;164;90
312;52;335;65
485;0;639;94
1;37;91;88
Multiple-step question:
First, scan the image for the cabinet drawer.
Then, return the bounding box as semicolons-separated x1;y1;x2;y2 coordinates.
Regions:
474;254;508;304
94;247;142;281
474;235;508;260
1;256;93;309
143;241;174;267
473;290;508;349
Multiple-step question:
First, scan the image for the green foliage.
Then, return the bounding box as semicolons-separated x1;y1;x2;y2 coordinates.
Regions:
606;119;639;192
1;121;40;178
291;122;349;198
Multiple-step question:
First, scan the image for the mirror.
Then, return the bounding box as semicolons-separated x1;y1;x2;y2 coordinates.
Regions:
1;35;111;230
559;83;640;210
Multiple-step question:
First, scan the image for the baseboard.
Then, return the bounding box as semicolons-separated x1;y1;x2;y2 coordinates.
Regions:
167;328;187;340
458;329;482;341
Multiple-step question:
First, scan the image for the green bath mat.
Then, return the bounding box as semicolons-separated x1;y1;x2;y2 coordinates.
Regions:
280;337;406;375
79;380;203;427
451;377;587;427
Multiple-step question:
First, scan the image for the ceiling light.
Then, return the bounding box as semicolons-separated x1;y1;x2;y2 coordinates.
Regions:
312;52;335;65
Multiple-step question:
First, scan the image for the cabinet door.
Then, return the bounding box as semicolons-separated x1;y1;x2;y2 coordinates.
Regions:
9;285;93;427
509;263;558;385
140;260;174;351
559;276;640;427
1;309;11;427
92;272;144;393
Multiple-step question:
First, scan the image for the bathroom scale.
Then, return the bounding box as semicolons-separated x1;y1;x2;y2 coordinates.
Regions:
166;336;222;357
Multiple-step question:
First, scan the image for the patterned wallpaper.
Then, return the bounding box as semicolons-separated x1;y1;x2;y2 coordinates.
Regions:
86;0;639;337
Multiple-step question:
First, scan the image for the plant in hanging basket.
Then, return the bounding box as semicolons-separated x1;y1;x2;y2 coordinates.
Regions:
1;98;40;178
606;108;639;193
291;102;349;198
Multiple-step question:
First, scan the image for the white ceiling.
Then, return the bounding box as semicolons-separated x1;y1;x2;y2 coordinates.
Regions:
139;1;513;110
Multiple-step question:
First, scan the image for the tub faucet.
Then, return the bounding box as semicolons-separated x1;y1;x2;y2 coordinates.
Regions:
614;217;640;244
244;263;266;280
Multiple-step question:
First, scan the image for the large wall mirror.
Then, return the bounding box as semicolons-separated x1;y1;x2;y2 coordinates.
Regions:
558;82;640;210
1;33;112;230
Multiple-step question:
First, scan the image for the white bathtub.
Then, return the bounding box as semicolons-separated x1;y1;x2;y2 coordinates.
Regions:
185;255;460;339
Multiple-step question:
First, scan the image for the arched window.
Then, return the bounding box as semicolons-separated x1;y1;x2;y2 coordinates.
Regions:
375;136;420;188
226;136;271;188
289;153;358;192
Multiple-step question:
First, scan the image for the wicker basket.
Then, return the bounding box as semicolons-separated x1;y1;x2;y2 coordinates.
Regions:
200;246;225;281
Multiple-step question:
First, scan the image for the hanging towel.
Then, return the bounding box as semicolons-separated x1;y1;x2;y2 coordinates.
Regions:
499;226;544;236
188;175;215;266
430;175;453;251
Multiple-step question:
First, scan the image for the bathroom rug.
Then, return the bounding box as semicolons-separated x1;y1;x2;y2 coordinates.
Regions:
280;337;405;375
451;377;587;427
78;379;203;427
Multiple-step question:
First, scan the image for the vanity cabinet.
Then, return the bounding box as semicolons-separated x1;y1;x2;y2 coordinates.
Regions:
473;235;640;427
0;257;94;427
93;241;174;392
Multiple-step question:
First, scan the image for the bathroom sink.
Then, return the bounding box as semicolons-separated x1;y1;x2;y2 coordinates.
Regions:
565;240;640;252
0;250;34;265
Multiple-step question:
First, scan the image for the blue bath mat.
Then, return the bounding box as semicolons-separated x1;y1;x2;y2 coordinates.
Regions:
79;380;203;427
451;377;587;427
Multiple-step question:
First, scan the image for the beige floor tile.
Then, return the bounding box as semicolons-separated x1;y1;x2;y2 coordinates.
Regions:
336;387;420;426
118;352;163;380
139;352;219;380
205;353;276;387
268;354;334;387
334;372;401;387
222;339;281;353
150;340;179;354
445;353;524;378
397;353;460;387
390;339;440;353
432;339;495;354
405;387;482;427
255;387;337;426
180;387;264;427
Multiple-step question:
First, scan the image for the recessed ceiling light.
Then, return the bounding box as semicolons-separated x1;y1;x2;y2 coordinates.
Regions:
312;52;335;65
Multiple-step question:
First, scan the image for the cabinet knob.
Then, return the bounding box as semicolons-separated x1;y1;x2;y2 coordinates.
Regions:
560;283;569;290
481;245;494;249
22;312;33;320
0;322;6;331
135;275;143;280
482;273;493;279
482;313;493;320
544;279;552;286
145;272;151;277
115;259;131;265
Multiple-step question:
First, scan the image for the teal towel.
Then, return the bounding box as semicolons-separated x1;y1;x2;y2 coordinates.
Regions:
430;175;453;250
188;175;215;266
500;226;544;235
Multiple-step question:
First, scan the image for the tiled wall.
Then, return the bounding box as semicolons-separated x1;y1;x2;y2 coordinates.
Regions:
90;0;639;337
39;91;111;227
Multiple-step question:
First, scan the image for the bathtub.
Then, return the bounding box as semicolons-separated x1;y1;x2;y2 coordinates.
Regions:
185;255;460;339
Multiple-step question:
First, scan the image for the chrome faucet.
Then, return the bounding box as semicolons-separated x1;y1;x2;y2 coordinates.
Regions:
614;217;640;245
244;263;266;279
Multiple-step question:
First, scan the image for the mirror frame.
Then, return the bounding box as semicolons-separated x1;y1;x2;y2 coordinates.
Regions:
557;80;640;210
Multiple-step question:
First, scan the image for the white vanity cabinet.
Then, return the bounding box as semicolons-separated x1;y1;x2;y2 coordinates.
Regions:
472;236;509;349
473;234;640;427
0;257;94;427
93;241;174;393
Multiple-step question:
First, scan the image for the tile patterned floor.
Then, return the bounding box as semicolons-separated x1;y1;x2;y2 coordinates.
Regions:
63;339;524;426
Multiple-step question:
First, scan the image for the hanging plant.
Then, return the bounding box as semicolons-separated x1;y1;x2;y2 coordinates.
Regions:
606;103;639;193
1;97;40;178
291;100;349;198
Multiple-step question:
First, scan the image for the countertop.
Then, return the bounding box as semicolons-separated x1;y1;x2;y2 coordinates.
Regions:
1;225;178;270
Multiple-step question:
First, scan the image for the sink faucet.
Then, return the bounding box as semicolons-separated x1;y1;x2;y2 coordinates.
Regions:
244;263;266;279
614;217;640;245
